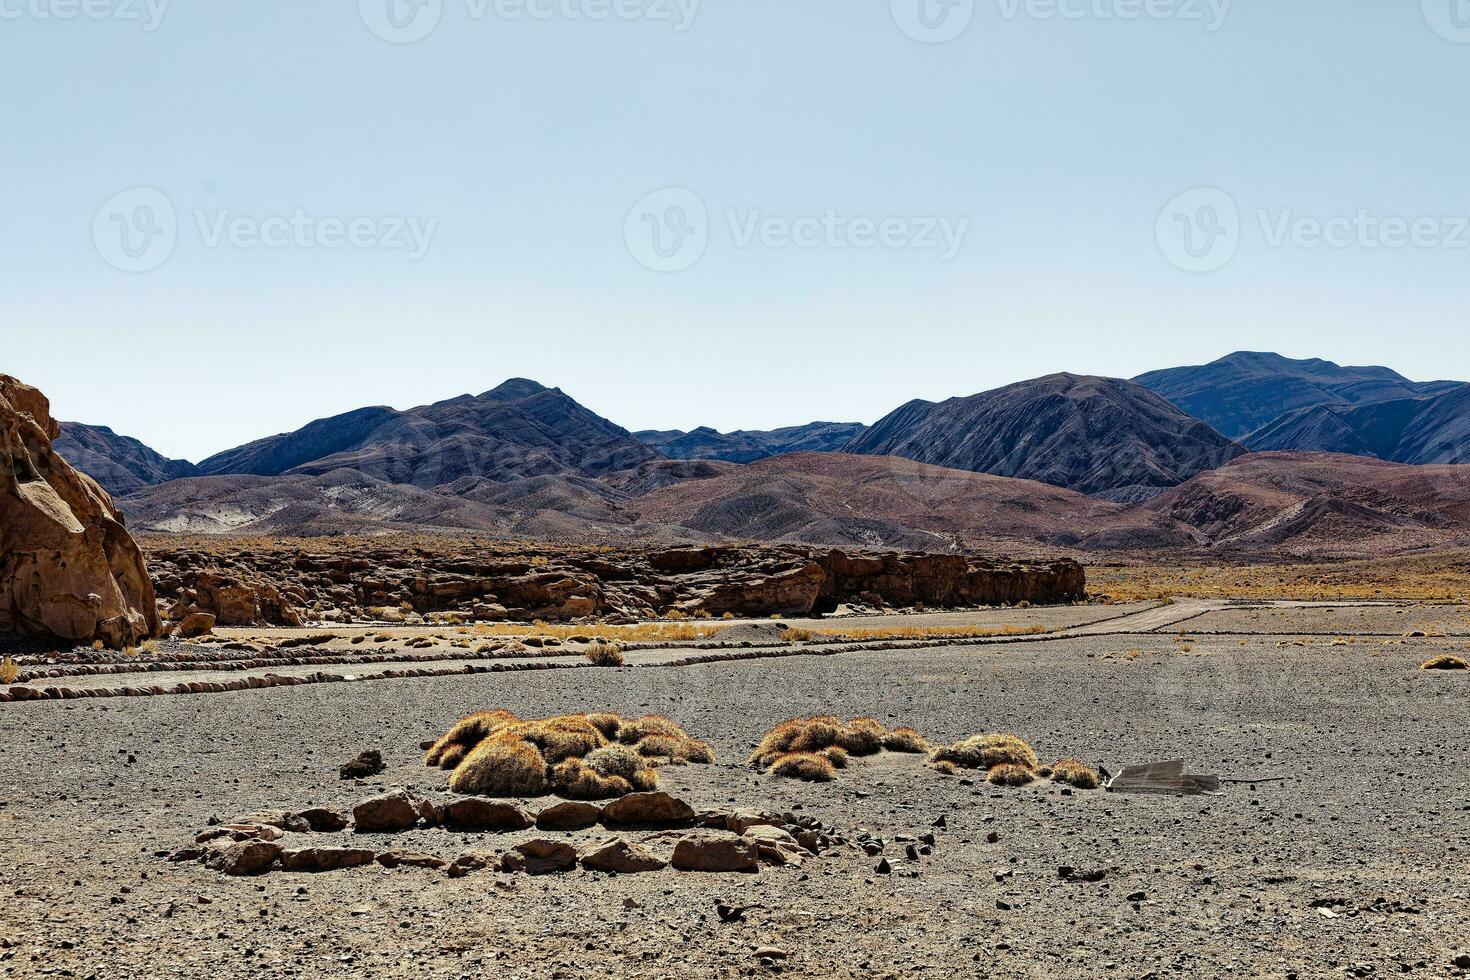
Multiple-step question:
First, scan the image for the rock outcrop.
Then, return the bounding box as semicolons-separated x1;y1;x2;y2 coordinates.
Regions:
0;375;160;649
141;538;1085;626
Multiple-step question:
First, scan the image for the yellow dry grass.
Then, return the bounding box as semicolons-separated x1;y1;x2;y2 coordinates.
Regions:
749;716;929;778
930;733;1039;772
815;625;1048;641
1050;758;1102;789
471;622;728;643
987;763;1035;787
584;641;625;666
769;752;837;782
0;657;18;685
437;710;713;799
1420;654;1468;671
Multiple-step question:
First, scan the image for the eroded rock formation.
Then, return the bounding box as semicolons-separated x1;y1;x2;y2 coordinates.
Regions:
142;537;1085;626
1;375;160;648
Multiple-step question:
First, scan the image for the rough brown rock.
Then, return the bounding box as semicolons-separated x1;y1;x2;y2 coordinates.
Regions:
535;800;603;832
599;792;696;828
279;847;377;872
175;611;216;638
670;835;759;873
205;839;282;876
292;807;349;832
0;375;160;649
504;839;577;875
376;850;449;870
578;838;667;873
351;791;424;833
437;797;533;832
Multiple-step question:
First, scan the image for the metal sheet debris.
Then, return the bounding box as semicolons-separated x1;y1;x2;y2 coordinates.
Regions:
1104;759;1223;796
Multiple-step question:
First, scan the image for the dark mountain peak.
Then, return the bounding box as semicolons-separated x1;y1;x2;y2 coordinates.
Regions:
638;421;869;465
847;374;1243;500
55;421;199;495
1135;352;1461;440
480;378;551;401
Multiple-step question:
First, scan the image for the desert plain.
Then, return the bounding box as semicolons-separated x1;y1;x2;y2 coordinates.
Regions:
3;573;1468;980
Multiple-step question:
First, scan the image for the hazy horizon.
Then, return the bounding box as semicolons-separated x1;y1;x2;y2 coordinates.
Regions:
6;2;1469;461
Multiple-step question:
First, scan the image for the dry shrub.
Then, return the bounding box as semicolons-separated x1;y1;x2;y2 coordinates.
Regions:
749;716;928;777
883;727;930;753
988;763;1035;787
0;657;18;685
769;752;837;782
424;709;519;768
819;624;1047;641
585;641;625;666
1050;758;1101;789
1420;655;1469;671
780;627;814;642
929;733;1039;772
930;759;959;776
435;710;711;798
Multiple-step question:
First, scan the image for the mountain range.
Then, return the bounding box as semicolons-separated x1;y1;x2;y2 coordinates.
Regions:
44;351;1470;558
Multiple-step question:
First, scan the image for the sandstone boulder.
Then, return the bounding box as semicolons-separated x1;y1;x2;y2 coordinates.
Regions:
579;838;667;874
504;838;577;875
536;800;602;831
205;839;282;876
438;797;533;832
280;847;377;872
600;792;696;828
671;835;759;873
0;375;160;649
352;791;425;832
175;611;216;638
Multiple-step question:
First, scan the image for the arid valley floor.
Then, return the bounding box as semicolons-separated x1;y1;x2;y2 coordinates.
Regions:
3;596;1469;979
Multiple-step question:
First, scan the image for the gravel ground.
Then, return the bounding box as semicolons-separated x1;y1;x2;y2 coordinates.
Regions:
2;607;1469;979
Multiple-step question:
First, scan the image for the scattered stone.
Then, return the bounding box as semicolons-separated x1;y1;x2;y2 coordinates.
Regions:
280;848;377;872
875;857;892;875
438;797;533;832
536;800;604;832
352;790;425;833
293;807;349;832
339;749;385;780
579;838;667;874
671;835;760;873
376;850;449;870
205;840;282;876
753;947;789;960
600;791;696;828
176;612;216;638
504;839;577;875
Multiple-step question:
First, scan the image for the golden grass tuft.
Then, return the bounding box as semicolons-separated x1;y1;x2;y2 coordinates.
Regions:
584;641;625;666
1420;654;1469;671
434;710;711;798
0;657;18;685
1050;758;1101;789
769;752;837;782
817;624;1047;641
883;727;931;753
424;709;519;768
930;733;1039;772
780;627;814;642
987;763;1035;787
929;759;959;775
749;716;929;777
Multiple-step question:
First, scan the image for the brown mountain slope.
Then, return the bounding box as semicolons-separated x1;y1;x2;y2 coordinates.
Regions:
846;373;1246;501
55;421;198;495
1141;452;1470;557
631;452;1196;552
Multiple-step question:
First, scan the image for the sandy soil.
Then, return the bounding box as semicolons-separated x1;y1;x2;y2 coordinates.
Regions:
3;602;1469;979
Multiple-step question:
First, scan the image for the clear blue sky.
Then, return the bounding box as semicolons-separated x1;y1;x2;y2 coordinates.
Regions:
3;1;1467;462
